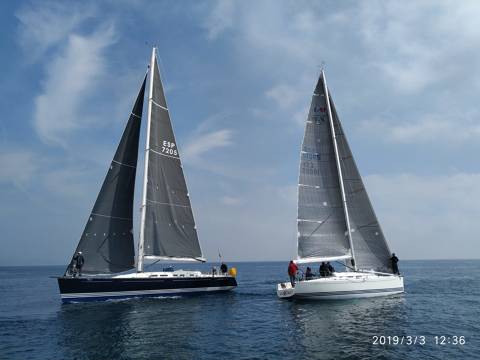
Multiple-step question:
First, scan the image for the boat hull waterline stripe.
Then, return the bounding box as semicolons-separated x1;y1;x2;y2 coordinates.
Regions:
61;286;236;300
296;286;404;298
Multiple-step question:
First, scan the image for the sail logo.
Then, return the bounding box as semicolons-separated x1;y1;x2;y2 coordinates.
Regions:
161;140;178;156
313;106;326;113
301;161;319;175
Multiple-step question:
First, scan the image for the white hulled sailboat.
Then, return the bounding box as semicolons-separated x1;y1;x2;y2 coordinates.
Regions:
277;70;404;300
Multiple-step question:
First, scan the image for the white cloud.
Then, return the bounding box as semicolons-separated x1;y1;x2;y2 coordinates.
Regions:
361;112;480;144
365;173;480;259
182;128;233;163
220;196;243;206
42;166;94;200
16;1;95;61
0;149;37;187
195;184;298;261
265;84;301;110
34;26;116;146
204;0;235;40
359;1;480;93
206;1;480;96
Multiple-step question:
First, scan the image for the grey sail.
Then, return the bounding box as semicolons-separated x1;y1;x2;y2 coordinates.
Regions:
66;77;146;275
329;96;393;272
143;55;203;259
297;74;351;260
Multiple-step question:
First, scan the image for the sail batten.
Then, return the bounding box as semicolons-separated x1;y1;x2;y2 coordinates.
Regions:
66;76;146;275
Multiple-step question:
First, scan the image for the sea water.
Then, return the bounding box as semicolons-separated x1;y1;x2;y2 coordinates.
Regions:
0;260;478;359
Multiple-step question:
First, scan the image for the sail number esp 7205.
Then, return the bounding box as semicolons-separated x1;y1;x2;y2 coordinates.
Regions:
161;141;178;156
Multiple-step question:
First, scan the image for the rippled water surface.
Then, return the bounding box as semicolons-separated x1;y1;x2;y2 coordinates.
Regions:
0;261;478;359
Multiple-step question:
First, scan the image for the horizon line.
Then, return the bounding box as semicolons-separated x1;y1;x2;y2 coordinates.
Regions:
1;258;479;267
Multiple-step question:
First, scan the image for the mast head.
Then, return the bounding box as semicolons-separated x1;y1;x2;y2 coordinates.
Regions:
317;62;326;79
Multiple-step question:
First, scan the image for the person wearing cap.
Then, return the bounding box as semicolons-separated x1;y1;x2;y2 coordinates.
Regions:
72;251;85;277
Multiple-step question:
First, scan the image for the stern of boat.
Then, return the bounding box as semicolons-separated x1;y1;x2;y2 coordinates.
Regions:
277;282;295;299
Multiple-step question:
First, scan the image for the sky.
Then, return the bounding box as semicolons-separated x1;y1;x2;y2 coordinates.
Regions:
1;0;480;266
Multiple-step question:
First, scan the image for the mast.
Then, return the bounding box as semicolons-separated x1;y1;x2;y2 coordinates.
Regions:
137;47;155;272
321;70;357;271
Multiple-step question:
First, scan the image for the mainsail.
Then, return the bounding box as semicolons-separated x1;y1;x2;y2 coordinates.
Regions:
297;70;393;272
138;48;203;271
67;76;146;275
297;74;351;262
330;97;392;272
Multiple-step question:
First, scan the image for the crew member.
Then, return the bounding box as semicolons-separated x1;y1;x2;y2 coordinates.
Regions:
305;267;313;280
390;253;400;274
220;262;228;274
72;251;85;277
319;262;327;277
327;262;335;276
288;260;298;287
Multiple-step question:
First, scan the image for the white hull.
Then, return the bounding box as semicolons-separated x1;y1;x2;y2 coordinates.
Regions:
277;272;404;300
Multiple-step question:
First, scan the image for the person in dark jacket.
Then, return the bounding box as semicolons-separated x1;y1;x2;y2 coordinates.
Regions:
72;251;85;277
390;253;400;274
319;262;327;277
220;262;228;274
288;260;298;287
305;266;313;280
327;262;335;275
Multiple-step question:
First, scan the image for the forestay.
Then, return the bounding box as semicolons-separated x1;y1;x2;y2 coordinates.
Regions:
297;74;351;261
66;77;146;275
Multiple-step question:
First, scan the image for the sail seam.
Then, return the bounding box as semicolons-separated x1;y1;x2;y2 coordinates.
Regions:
146;199;190;208
299;184;320;188
131;112;141;119
112;160;136;169
299;184;340;189
91;212;132;221
151;100;168;110
301;151;320;155
149;148;180;160
297;219;325;223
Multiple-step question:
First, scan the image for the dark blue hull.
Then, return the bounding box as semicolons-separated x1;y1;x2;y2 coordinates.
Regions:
57;275;237;303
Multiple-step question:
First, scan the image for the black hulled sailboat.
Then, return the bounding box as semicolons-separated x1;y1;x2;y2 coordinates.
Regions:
57;48;237;302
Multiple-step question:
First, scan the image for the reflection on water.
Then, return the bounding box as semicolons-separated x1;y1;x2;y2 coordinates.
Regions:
1;262;479;360
56;292;241;360
285;296;408;359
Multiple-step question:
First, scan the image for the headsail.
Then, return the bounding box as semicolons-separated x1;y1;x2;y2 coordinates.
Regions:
297;74;351;262
138;48;203;271
66;76;146;275
330;97;392;272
